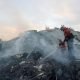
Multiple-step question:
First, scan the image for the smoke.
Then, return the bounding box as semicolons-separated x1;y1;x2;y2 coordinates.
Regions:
0;28;73;65
0;28;80;65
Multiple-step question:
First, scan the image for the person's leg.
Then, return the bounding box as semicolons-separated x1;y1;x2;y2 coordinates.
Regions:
68;39;73;49
67;39;74;60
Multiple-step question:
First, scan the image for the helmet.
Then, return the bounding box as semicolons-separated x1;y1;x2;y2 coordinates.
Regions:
60;25;65;31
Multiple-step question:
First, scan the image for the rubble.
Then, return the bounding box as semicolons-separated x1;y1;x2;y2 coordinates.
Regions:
0;51;80;80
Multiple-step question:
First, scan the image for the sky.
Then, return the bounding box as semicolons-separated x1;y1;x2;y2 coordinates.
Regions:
0;0;80;40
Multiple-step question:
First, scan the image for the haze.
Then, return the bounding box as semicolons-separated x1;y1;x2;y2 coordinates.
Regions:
0;0;80;40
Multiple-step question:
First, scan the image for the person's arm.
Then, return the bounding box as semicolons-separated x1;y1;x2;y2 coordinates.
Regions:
64;37;69;42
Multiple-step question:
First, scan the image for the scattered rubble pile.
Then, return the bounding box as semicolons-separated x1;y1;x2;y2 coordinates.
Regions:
0;51;80;80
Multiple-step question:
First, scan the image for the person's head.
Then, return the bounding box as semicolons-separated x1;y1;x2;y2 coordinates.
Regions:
60;25;65;31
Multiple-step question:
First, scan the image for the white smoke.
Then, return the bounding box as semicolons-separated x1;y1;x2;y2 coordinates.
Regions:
0;28;80;65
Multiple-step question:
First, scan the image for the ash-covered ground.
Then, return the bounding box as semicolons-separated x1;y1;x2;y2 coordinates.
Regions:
0;51;80;80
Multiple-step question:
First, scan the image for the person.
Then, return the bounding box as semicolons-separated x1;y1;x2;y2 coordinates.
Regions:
60;25;74;60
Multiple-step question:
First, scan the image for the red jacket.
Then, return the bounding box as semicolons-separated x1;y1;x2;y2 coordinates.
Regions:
63;27;74;41
63;28;71;37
